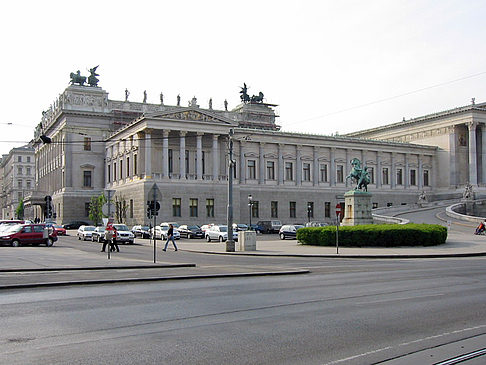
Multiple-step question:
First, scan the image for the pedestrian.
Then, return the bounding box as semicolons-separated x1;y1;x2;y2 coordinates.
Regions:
101;224;113;252
111;226;120;252
163;224;178;252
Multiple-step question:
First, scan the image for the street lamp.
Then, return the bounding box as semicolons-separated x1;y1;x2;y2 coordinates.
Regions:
307;202;312;224
248;194;253;230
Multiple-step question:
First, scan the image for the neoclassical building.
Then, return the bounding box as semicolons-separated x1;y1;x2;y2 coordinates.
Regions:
22;80;478;226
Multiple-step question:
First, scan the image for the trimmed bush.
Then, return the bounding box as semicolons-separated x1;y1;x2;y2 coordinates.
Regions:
296;224;447;247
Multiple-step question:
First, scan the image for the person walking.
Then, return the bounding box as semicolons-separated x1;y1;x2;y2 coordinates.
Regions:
163;224;178;252
111;226;120;252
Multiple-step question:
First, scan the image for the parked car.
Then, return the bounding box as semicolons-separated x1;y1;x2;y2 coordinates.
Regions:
206;225;238;242
91;226;106;242
150;225;166;240
63;221;90;230
45;223;67;236
178;225;204;239
279;224;304;240
305;221;329;227
132;225;151;238
113;224;135;244
200;224;215;234
233;223;249;231
77;225;96;240
0;223;58;247
256;220;282;233
249;223;264;233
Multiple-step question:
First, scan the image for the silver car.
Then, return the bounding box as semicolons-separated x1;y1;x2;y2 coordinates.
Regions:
205;225;238;242
77;225;96;240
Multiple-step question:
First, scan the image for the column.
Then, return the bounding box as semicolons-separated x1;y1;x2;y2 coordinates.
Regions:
330;147;336;186
468;121;478;185
482;124;486;185
64;132;72;187
418;155;423;189
404;153;409;188
391;153;396;189
313;146;319;186
179;131;186;179
162;130;169;178
144;130;152;179
239;141;245;183
376;153;382;189
345;149;350;187
449;127;456;186
196;133;203;180
259;142;265;184
278;143;284;185
296;146;302;185
212;134;219;180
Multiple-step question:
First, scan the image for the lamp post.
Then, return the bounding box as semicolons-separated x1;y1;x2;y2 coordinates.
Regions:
226;129;235;252
248;194;253;230
307;202;312;224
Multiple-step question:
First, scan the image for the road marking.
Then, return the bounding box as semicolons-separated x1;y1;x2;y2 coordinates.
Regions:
356;293;444;305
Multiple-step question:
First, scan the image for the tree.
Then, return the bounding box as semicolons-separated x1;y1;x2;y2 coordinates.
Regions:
114;195;128;224
89;193;107;226
16;198;24;219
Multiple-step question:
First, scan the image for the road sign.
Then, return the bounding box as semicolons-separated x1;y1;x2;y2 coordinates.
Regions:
148;183;161;202
335;203;341;216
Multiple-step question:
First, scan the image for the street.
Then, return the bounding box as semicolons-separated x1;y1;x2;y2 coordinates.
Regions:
1;232;486;364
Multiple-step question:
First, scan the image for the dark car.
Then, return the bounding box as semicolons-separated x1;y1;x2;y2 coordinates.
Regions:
63;221;90;230
178;224;204;239
279;224;304;240
249;224;264;233
0;223;58;247
131;225;151;238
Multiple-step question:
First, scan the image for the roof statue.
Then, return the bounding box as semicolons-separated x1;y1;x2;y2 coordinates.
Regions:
240;83;265;104
345;158;370;192
87;66;100;87
69;70;86;86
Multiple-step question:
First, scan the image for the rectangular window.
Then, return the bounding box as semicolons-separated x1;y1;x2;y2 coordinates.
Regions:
325;202;331;218
185;150;190;174
107;164;111;183
336;165;344;183
18;192;22;201
84;137;91;151
126;157;130;177
129;199;134;218
17;179;22;189
120;160;123;179
248;160;256;179
83;171;92;187
267;161;275;180
372;202;378;209
206;198;215;218
368;167;375;184
26;180;31;189
114;163;117;181
27;156;31;163
17;166;22;175
271;201;278;218
168;149;173;174
285;162;293;181
189;198;198;217
303;163;311;181
307;202;314;219
396;168;403;185
382;168;389;185
290;201;296;218
410;169;416;186
424;170;429;186
173;198;181;217
17;156;22;162
251;201;259;218
320;164;328;182
85;202;90;217
26;167;31;176
202;151;205;175
134;154;138;175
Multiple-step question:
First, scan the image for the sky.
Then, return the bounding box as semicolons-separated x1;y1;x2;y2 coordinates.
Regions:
2;0;486;155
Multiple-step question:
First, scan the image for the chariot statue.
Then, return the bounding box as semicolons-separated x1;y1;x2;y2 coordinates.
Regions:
70;70;86;86
345;158;370;191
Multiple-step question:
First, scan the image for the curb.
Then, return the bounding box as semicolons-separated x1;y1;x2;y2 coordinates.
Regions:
0;269;310;290
0;263;196;273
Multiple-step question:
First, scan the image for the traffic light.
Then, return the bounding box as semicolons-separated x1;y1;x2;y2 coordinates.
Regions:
44;195;52;219
147;200;159;217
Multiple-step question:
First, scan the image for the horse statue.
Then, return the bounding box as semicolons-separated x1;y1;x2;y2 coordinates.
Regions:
250;91;264;103
345;158;370;191
70;70;86;86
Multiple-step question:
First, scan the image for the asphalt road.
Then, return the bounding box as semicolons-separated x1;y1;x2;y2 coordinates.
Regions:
2;254;486;364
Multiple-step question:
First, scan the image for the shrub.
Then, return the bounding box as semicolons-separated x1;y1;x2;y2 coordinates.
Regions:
296;224;447;247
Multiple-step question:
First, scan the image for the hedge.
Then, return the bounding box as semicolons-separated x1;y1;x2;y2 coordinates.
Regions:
296;224;447;247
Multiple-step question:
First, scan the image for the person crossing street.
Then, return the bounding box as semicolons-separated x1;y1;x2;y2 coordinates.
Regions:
163;224;178;252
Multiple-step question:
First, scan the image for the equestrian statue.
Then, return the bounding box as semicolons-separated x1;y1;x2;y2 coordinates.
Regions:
345;158;370;192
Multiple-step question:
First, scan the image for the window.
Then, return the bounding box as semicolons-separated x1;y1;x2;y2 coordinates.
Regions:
26;180;31;189
27;156;31;163
336;165;344;183
185;150;190;174
173;198;181;217
189;198;198;217
134;154;138;175
396;168;403;185
17;156;22;162
26;167;31;175
424;170;429;186
307;202;314;219
248;160;256;179
303;163;311;181
18;192;22;201
129;199;134;218
107;164;111;183
83;171;92;187
372;202;378;209
17;179;22;189
267;161;275;180
168;149;173;175
325;202;331;218
85;202;90;217
387;203;393;207
271;201;278;218
382;168;389;185
251;201;259;218
126;157;130;177
285;162;293;181
84;137;91;151
368;167;375;184
119;160;123;179
17;166;22;175
114;163;117;181
320;164;328;182
290;201;296;218
206;199;214;218
202;151;206;175
410;169;416;186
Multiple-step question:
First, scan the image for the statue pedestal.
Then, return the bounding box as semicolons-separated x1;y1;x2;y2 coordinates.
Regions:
341;190;373;226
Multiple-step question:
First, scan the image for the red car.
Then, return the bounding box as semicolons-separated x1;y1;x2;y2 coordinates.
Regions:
47;224;67;236
0;223;58;247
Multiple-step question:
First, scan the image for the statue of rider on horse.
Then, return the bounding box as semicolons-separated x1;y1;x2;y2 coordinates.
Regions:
345;158;370;192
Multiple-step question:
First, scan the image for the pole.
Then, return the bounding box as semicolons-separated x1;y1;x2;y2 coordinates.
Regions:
107;190;113;260
336;215;339;255
226;129;235;252
153;189;157;263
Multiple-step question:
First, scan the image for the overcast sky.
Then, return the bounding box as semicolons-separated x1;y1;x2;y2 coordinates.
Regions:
2;0;486;155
